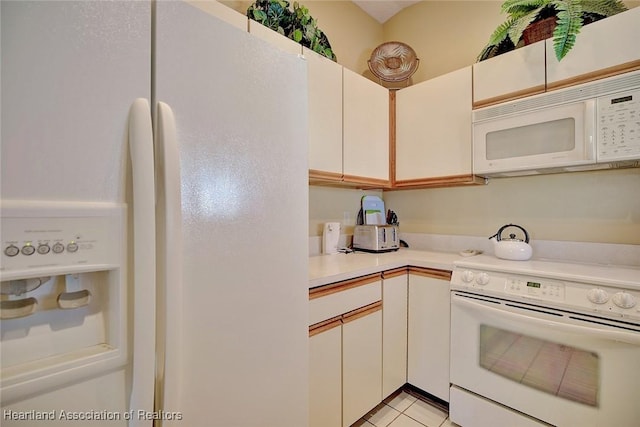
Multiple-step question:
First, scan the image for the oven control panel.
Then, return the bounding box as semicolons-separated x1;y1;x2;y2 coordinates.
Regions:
453;269;565;302
504;277;565;301
451;268;640;320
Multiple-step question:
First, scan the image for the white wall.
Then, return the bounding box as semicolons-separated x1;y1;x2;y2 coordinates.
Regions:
384;169;640;244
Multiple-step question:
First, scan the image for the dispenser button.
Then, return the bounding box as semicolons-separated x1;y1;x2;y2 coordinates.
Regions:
21;244;36;256
67;242;79;253
37;244;51;255
4;245;20;257
52;242;65;254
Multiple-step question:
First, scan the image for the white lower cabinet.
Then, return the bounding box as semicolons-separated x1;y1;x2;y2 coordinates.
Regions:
309;319;342;427
309;274;382;427
382;269;408;397
342;305;383;427
310;266;451;426
407;268;452;402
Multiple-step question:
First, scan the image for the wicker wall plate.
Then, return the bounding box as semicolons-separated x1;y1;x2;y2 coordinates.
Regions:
368;41;419;83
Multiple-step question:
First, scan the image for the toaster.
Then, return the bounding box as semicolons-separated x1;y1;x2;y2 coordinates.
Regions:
352;225;399;253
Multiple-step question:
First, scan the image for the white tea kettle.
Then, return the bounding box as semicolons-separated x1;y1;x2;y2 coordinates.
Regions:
489;224;533;261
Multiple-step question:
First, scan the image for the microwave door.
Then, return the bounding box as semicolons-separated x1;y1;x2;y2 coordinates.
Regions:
473;100;596;175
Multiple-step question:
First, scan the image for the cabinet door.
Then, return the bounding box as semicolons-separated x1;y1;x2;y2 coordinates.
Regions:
309;320;342;427
306;47;344;181
342;303;383;427
1;0;150;202
546;7;640;90
343;68;390;186
395;67;473;184
472;41;546;107
382;271;408;398
407;271;451;402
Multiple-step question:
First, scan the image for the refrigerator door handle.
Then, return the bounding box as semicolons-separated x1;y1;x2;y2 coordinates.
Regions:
128;98;156;426
154;101;183;417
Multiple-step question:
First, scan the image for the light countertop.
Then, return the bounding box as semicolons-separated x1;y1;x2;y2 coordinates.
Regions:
309;249;640;290
309;249;461;289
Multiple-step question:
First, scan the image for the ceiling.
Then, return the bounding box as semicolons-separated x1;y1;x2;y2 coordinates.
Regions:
352;1;423;24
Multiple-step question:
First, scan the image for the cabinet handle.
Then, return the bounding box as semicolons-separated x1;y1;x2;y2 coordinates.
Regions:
382;267;408;279
342;301;382;324
408;266;452;281
309;273;382;300
309;316;342;337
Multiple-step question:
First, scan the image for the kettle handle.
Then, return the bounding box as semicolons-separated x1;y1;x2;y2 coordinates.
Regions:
491;224;530;243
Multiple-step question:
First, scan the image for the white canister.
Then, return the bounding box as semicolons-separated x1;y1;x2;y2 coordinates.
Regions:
322;222;341;254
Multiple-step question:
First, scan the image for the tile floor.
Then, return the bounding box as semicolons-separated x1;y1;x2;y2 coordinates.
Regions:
352;389;460;427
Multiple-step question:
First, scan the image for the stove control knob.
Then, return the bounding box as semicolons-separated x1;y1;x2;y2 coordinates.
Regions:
587;288;609;304
461;270;475;283
612;292;636;309
476;272;490;286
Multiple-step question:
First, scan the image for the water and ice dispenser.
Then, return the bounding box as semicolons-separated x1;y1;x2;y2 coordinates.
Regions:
0;201;127;403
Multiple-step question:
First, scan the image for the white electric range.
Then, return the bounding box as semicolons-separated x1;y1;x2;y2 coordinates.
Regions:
449;255;640;427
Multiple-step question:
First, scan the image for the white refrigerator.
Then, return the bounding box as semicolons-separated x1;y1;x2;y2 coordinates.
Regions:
1;1;309;426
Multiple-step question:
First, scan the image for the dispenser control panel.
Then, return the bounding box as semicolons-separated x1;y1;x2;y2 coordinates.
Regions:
0;202;124;278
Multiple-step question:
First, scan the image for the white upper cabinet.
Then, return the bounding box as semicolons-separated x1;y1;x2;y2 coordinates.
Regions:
248;19;303;55
474;8;639;108
306;47;344;180
472;41;546;107
546;7;640;89
343;67;390;186
395;66;474;185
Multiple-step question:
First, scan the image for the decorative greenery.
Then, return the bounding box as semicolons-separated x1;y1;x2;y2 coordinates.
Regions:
247;0;337;61
477;0;627;62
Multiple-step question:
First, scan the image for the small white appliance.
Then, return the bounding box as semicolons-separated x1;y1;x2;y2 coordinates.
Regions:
322;222;341;254
352;225;399;253
473;70;640;177
449;255;640;427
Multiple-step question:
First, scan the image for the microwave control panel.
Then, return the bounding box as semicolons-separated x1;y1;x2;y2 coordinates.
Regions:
597;88;640;162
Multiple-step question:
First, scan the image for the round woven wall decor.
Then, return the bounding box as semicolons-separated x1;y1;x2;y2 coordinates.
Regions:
368;41;419;83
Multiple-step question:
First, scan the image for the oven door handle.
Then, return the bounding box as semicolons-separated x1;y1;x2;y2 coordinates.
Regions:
452;295;640;345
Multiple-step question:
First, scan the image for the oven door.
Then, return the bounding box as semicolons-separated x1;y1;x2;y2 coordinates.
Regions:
450;291;640;427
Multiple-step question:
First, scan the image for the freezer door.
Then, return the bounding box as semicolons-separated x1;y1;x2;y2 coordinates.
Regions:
154;2;309;426
1;2;152;426
1;1;151;203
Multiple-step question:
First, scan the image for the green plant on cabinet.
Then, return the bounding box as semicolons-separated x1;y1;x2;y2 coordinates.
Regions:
477;0;627;62
247;0;337;61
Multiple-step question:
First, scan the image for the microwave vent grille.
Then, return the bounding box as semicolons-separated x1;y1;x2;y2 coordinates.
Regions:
474;70;640;122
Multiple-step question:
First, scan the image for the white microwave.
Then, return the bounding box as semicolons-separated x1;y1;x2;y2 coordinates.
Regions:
473;71;640;177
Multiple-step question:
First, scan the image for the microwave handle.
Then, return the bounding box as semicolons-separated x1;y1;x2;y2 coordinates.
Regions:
584;99;596;161
452;294;640;345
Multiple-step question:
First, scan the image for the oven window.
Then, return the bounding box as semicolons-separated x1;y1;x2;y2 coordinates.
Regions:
479;325;599;407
